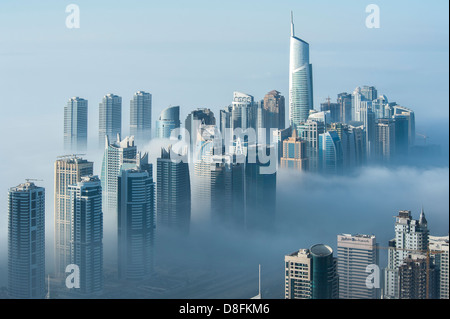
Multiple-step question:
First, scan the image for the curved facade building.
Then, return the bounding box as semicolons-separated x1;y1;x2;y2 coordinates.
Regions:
289;12;313;129
310;244;339;299
156;105;181;139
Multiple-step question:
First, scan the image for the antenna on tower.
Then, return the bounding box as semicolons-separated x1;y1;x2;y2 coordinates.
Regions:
290;11;295;37
251;264;262;299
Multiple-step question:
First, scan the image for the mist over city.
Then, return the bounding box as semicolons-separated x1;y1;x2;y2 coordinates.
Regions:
0;0;448;302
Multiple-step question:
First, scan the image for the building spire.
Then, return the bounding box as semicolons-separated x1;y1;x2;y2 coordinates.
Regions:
291;11;295;37
419;206;428;226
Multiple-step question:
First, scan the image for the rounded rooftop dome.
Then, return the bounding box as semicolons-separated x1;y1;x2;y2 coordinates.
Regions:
310;244;333;257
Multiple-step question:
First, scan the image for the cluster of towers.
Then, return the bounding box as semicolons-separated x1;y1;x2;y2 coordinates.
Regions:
285;210;449;299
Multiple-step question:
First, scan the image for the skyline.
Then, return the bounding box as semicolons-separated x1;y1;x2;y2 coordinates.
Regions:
0;1;448;299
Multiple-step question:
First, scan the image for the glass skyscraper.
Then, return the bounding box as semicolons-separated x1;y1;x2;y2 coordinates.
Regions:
8;181;46;299
64;97;88;151
155;105;181;139
289;12;313;129
130;91;152;143
99;93;122;148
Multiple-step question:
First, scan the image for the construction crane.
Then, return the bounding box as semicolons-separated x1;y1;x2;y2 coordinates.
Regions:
377;245;444;299
416;133;429;145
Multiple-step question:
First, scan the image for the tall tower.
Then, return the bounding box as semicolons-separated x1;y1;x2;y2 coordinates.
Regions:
280;129;308;171
130;91;152;144
285;244;338;299
68;176;103;295
337;234;379;299
64;97;88;151
289;12;314;129
118;162;155;280
156;105;181;139
54;156;94;277
157;145;191;234
8;181;46;299
185;108;216;154
429;235;449;299
99;93;122;148
384;210;429;299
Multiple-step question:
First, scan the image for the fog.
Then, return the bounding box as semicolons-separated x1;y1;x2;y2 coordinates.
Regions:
0;126;448;297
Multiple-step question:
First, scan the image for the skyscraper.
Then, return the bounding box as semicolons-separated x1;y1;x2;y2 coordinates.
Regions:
99;93;122;148
297;119;325;172
54;156;94;277
375;118;396;162
384;209;429;299
337;92;352;124
68;176;103;295
130;91;152;143
289;12;314;129
393;105;415;148
285;244;338;299
231;91;257;131
429;235;449;299
319;130;344;174
118;163;155;280
337;234;379;299
64;97;88;151
245;144;277;232
8;181;46;299
399;255;438;299
185;108;216;153
157;145;191;234
156;105;181;139
210;154;245;228
280;129;308;171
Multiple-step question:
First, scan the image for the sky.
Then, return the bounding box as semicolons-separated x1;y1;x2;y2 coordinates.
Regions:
0;0;448;295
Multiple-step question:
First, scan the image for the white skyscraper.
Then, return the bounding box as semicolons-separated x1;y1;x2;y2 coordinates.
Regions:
289;12;313;129
384;210;429;299
337;234;379;299
429;235;449;299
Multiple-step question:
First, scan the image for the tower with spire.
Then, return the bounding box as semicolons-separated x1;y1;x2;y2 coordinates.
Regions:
289;11;314;130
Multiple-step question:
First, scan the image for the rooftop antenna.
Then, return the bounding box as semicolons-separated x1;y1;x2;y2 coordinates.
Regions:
251;264;262;299
290;11;295;37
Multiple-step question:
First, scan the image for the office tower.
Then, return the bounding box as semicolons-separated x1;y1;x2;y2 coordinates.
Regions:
372;95;389;119
276;126;292;164
210;154;245;228
64;97;88;151
384;209;429;299
337;234;379;299
360;86;378;101
360;104;376;160
231;91;257;131
157;146;191;234
156;105;181;139
285;244;338;299
399;255;438;299
297;119;325;172
101;135;137;214
220;106;232;139
429;235;449;299
338;92;352;124
263;90;286;132
289;12;314;129
8;182;45;299
280;129;308;171
118;161;155;280
320;98;340;123
245;144;276;232
130;91;152;143
98;94;122;147
68;176;103;295
393;115;409;157
375;118;396;162
393;106;415;147
348;124;366;166
330;123;356;170
185;108;216;152
54;156;94;277
319;130;343;174
192;124;218;220
352;87;363;122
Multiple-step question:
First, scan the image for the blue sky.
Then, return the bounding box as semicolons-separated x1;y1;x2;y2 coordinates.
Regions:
0;0;448;151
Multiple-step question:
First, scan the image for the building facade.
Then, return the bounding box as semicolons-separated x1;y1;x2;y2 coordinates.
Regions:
99;93;122;148
64;97;88;151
